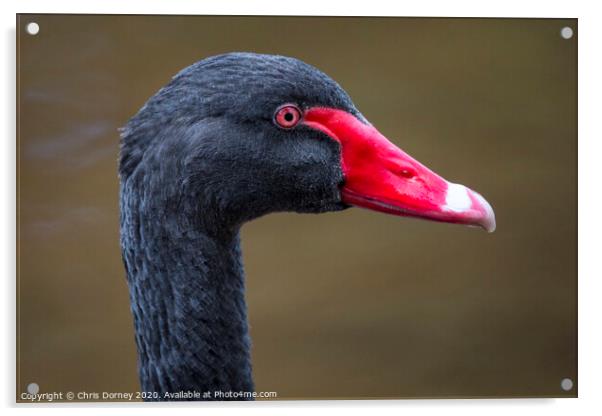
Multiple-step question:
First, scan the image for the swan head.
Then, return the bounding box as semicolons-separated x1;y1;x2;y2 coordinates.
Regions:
120;52;495;233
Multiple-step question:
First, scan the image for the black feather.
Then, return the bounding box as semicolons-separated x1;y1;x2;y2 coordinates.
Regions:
119;52;360;400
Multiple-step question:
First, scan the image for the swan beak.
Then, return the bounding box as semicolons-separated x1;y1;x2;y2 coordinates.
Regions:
303;107;496;232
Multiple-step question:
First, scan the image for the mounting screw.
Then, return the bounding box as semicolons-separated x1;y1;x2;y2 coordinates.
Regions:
560;26;573;40
26;22;40;36
560;378;574;391
27;382;39;394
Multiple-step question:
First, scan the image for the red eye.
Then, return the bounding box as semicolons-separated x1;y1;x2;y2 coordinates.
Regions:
274;104;301;129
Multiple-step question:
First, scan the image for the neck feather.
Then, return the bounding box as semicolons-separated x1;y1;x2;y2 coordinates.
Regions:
120;185;253;400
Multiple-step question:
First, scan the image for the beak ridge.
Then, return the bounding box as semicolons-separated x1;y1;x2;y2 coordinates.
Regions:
303;107;496;233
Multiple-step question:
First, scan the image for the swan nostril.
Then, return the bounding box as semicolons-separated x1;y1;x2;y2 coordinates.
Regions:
399;169;415;179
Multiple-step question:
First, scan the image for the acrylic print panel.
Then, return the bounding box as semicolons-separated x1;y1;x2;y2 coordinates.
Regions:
16;15;577;402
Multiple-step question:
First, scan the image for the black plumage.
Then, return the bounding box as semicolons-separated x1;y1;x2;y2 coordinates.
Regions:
119;53;361;400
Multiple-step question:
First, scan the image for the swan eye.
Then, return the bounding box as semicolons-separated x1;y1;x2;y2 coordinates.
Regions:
274;105;301;129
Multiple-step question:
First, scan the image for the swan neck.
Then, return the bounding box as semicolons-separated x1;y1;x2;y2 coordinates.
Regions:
120;196;253;400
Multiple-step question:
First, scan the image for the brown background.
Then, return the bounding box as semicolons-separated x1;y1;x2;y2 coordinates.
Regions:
17;15;577;400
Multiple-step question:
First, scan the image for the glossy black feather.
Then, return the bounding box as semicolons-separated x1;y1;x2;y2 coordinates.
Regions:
119;52;360;400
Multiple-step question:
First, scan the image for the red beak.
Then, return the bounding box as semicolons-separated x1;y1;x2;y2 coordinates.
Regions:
303;108;496;232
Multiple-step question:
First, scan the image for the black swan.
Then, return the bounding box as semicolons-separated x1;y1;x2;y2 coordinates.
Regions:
119;52;495;401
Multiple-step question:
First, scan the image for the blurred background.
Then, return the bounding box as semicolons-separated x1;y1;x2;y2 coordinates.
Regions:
17;15;577;400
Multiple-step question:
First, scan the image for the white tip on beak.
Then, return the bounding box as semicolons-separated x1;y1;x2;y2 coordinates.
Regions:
472;190;496;233
443;182;496;233
444;183;473;213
